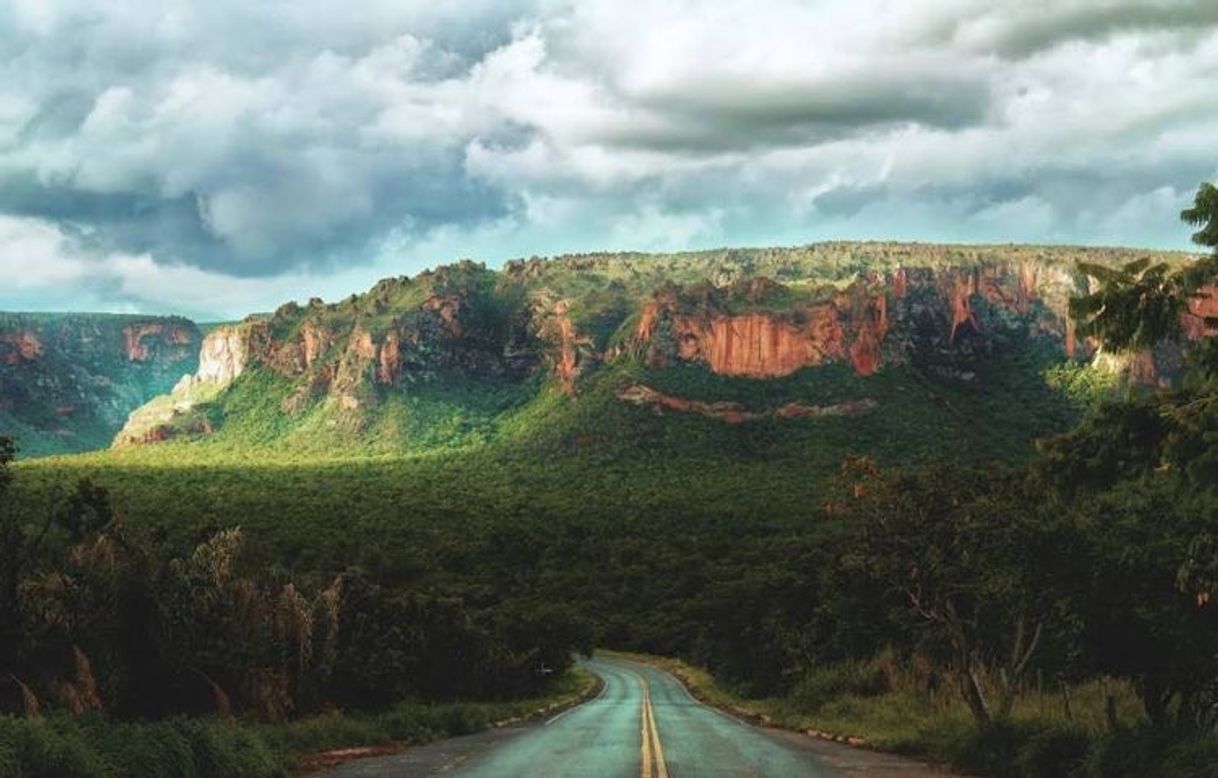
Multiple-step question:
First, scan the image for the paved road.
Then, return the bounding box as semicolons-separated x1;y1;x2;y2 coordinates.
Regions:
322;656;949;777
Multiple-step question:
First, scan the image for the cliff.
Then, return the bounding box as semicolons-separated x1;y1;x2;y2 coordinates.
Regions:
0;313;201;456
108;242;1206;451
629;263;1084;380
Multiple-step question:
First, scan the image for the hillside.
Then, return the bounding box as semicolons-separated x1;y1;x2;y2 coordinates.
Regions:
0;313;201;457
111;242;1205;461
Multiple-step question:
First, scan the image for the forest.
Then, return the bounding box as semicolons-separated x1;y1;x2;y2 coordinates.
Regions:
0;184;1217;777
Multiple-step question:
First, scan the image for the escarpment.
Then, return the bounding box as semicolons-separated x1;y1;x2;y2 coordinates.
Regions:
122;322;195;361
0;314;201;456
629;262;1085;380
108;242;1208;451
196;325;253;385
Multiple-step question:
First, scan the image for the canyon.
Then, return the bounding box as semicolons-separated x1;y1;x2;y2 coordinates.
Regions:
0;314;201;456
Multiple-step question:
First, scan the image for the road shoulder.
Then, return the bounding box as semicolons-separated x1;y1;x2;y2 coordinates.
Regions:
602;651;960;777
298;666;603;775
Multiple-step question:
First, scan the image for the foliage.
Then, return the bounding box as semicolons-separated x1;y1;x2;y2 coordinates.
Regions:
0;669;593;778
0;313;200;458
1;192;1217;775
833;460;1079;725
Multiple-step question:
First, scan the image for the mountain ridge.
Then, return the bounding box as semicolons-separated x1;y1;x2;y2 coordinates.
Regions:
109;241;1212;462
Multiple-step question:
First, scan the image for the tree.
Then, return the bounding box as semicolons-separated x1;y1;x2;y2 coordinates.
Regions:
1070;182;1218;357
834;458;1077;727
0;436;56;688
1046;180;1218;729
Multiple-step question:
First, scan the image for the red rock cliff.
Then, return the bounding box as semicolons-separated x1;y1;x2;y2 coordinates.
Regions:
0;331;44;365
1182;285;1218;339
632;263;1081;379
122;323;194;361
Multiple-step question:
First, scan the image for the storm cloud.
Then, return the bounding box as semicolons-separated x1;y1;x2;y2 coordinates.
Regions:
0;0;1216;318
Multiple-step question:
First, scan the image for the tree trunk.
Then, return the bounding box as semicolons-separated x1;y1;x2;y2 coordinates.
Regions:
997;617;1043;719
960;665;991;727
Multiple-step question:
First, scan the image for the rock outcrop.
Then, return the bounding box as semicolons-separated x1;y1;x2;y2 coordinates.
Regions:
616;383;877;423
631;262;1083;380
1182;285;1218;340
0;331;44;365
105;243;1209;451
0;314;201;456
122;322;194;362
196;325;251;385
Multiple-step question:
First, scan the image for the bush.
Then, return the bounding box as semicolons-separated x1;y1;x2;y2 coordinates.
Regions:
177;719;282;778
0;716;107;778
93;720;197;778
946;719;1037;778
788;660;887;712
259;711;388;757
1015;723;1091;778
1160;734;1218;778
436;704;491;736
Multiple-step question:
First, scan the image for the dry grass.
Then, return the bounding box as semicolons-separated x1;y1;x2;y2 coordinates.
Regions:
605;650;1146;762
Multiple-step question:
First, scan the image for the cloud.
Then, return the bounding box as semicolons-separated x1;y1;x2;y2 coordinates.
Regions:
0;214;328;319
949;1;1218;58
0;0;1215;318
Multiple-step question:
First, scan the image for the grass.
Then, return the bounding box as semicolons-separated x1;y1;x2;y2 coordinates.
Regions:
605;650;1218;778
0;667;598;778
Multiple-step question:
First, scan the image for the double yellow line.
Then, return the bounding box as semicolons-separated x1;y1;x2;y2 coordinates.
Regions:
637;674;669;778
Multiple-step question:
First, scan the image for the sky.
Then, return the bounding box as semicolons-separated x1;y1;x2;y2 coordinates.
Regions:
0;0;1216;321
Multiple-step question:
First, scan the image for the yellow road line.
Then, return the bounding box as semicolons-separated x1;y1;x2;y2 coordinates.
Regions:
647;683;669;778
639;674;652;778
634;672;669;778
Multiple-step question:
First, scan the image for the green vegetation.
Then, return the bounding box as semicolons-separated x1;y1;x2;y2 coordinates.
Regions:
622;650;1217;778
0;313;200;457
0;669;595;777
2;205;1217;776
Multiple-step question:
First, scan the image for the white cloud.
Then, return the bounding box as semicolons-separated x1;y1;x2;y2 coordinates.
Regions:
0;215;89;288
0;0;1215;318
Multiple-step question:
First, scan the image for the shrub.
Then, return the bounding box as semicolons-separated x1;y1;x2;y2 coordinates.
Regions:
176;719;283;778
788;660;887;712
92;720;198;778
0;716;107;778
259;712;387;757
1160;734;1218;778
946;719;1037;778
1082;730;1169;778
1015;723;1091;778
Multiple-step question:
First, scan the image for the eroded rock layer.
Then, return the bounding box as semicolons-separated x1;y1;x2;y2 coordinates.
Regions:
0;314;200;456
107;243;1210;450
632;263;1083;379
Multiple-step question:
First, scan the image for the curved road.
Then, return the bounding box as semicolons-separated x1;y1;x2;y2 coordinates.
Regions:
322;656;948;777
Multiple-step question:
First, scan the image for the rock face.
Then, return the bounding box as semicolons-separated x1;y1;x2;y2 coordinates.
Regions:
0;314;201;456
1182;285;1218;340
123;323;194;361
617;383;877;423
0;331;44;365
539;299;597;395
108;243;1209;451
631;263;1083;379
196;325;251;385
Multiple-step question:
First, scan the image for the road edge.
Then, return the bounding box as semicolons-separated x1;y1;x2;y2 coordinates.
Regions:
598;650;902;754
295;664;604;775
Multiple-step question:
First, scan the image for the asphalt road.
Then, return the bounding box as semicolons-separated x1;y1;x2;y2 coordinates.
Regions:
322;656;950;777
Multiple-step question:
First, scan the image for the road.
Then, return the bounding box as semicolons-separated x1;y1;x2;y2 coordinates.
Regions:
322;655;949;777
